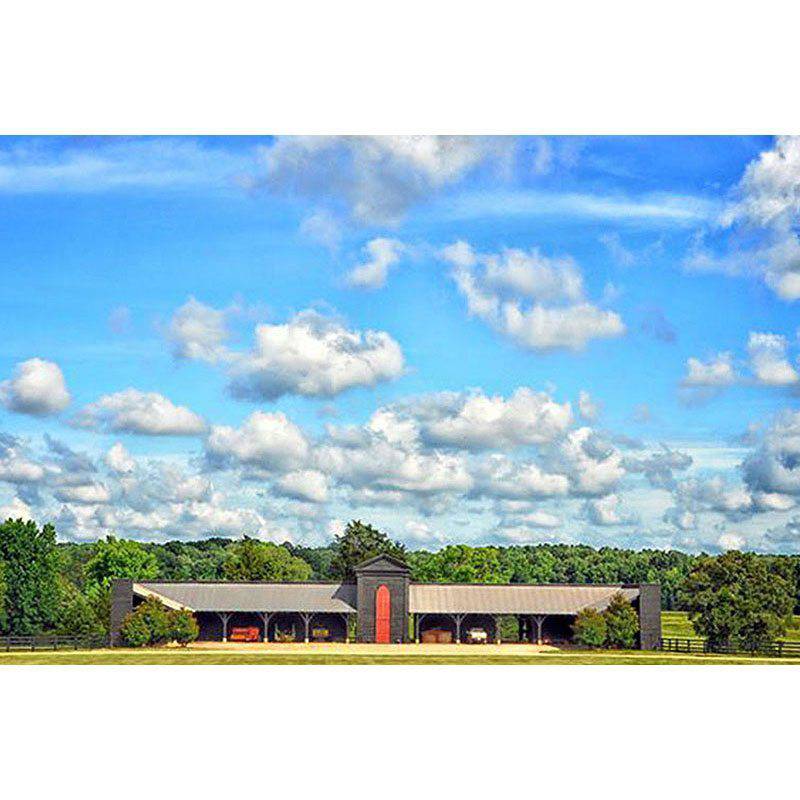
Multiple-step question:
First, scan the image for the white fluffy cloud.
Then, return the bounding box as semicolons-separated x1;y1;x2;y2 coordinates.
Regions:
262;136;505;225
0;358;70;416
105;442;136;475
206;411;310;472
578;390;600;422
227;311;405;400
54;482;111;505
584;493;637;526
73;389;206;436
417;388;572;451
168;297;230;362
682;352;737;387
0;496;34;521
747;332;798;386
442;241;625;351
346;237;404;289
722;136;800;229
275;470;329;504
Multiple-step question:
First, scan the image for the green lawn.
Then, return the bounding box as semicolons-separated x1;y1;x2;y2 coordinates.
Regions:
3;646;800;665
662;611;800;641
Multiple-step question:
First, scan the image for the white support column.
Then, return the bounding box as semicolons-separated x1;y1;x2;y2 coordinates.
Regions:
533;615;546;645
495;615;503;645
260;612;272;643
219;612;232;643
302;613;311;643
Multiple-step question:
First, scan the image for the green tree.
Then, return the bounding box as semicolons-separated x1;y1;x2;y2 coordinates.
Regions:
572;607;607;648
169;609;199;646
120;612;151;647
0;558;7;633
0;519;60;634
222;537;313;581
603;592;639;649
680;550;795;650
330;520;407;580
84;536;160;591
133;596;173;645
55;579;105;637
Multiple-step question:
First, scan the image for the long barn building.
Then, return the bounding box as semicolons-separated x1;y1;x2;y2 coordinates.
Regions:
111;555;661;648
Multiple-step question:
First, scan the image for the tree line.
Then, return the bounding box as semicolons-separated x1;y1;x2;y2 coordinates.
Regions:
2;517;799;649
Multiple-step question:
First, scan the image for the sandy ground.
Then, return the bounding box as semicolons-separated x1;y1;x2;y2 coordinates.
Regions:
186;641;558;655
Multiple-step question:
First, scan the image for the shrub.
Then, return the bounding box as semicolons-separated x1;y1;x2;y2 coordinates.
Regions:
573;608;607;647
170;609;199;646
120;612;151;647
136;597;173;645
603;592;639;649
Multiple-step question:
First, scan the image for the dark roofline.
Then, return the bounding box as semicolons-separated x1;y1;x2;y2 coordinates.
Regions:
411;582;650;588
354;553;410;571
137;580;353;586
135;579;656;589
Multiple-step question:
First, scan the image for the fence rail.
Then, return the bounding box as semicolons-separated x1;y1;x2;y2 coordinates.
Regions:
659;637;800;658
2;634;108;652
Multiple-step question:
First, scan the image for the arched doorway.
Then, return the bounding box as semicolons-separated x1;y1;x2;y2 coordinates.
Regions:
375;584;391;643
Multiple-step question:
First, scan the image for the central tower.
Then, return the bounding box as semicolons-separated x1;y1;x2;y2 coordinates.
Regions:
354;554;411;643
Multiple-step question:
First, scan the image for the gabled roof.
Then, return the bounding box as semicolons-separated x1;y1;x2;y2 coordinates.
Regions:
354;554;410;574
409;584;639;615
135;581;357;613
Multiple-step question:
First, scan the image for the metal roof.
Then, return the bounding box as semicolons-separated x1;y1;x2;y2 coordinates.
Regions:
136;582;357;613
409;584;639;615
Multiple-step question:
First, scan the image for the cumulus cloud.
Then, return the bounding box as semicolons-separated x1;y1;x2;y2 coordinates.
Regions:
105;442;136;475
743;409;800;496
73;389;206;436
584;493;637;526
623;445;693;489
168;297;230;362
275;470;329;504
471;455;569;500
167;298;405;401
722;136;800;229
0;496;34;521
697;137;800;301
260;135;507;225
300;209;342;251
441;240;625;351
551;428;625;496
346;237;404;289
0;358;70;416
682;352;737;387
206;411;310;472
414;388;572;451
54;482;111;505
226;311;405;401
0;434;46;484
747;332;799;386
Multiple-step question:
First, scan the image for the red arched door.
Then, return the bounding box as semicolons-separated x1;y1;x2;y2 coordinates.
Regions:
375;584;391;643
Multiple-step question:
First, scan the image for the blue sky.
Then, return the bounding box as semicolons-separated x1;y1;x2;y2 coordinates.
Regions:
2;135;800;552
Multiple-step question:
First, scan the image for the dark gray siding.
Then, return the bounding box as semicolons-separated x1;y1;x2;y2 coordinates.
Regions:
110;579;134;646
637;583;662;650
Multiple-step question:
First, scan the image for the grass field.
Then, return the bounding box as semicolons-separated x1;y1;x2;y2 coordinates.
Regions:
662;611;800;641
3;640;800;665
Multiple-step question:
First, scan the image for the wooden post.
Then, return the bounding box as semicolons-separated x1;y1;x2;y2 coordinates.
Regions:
260;612;272;643
219;612;231;642
342;613;350;644
454;614;464;644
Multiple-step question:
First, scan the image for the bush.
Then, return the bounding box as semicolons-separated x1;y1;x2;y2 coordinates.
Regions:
120;612;151;647
170;608;199;646
119;597;200;647
136;597;173;645
572;608;607;647
604;592;639;649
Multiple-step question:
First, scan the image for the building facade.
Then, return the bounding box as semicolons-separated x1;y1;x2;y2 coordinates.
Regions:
111;554;662;648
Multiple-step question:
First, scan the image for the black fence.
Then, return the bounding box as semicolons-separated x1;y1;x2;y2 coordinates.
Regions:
2;634;108;652
659;637;800;658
